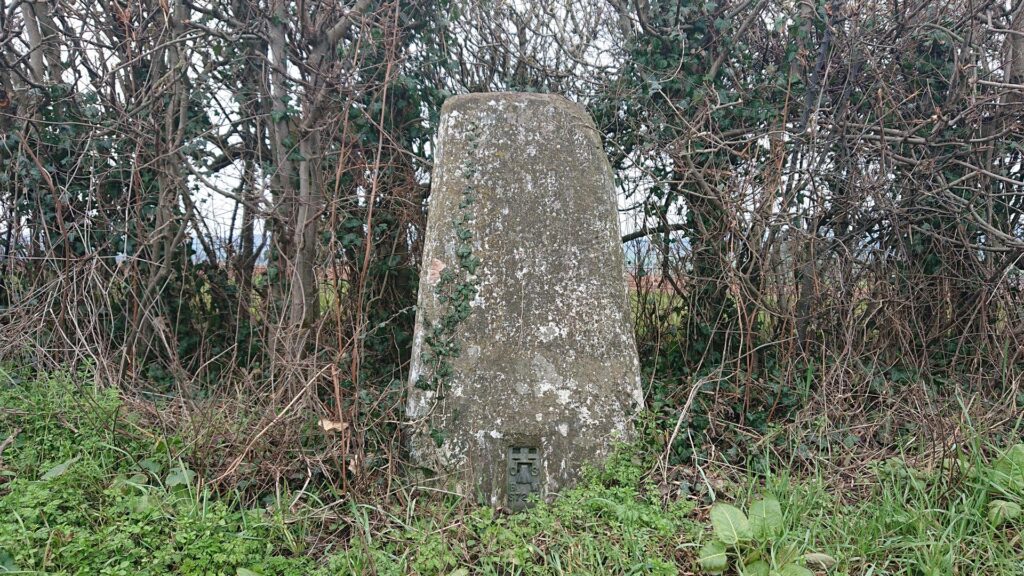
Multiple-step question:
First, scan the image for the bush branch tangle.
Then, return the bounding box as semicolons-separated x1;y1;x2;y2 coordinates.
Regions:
0;0;1021;494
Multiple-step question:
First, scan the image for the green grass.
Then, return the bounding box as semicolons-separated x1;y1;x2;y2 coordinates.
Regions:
1;368;1021;575
722;455;1024;576
0;368;317;575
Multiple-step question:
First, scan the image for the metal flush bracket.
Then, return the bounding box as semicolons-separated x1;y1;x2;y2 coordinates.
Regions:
507;446;541;512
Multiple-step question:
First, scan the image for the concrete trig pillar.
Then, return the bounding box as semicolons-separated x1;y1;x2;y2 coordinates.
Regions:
406;92;643;510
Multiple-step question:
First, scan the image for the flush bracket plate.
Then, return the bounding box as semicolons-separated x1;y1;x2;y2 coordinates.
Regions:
507;446;541;512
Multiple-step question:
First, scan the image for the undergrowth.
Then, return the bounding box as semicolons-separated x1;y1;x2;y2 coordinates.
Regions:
1;368;1021;575
0;368;316;575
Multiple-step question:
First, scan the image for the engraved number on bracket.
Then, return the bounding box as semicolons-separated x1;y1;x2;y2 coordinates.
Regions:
508;446;540;512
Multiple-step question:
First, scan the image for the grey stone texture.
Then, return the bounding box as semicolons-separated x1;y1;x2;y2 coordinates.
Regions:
406;92;643;508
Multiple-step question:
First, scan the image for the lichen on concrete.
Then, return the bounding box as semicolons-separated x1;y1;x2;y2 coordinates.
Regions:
406;92;643;508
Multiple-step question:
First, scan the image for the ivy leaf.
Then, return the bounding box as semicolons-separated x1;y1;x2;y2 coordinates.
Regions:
710;503;752;545
987;500;1021;527
429;428;446;447
270;108;289;123
698;540;728;574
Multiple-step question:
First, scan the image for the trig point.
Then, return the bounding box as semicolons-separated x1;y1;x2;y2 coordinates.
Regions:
406;92;643;510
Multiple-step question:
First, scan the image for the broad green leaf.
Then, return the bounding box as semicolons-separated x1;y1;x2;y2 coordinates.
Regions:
41;456;80;481
749;497;783;538
777;564;814;576
138;458;163;476
741;559;770;576
447;569;470;576
132;493;155;514
166;465;196;488
803;552;837;569
237;568;262;576
992;444;1024;491
698;540;728;574
0;548;20;573
995;444;1024;470
987;500;1021;526
710;503;752;544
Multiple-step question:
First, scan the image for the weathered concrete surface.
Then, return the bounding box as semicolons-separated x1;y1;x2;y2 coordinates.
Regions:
406;92;643;508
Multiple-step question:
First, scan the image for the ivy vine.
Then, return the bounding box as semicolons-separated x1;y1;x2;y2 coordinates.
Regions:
416;121;483;395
